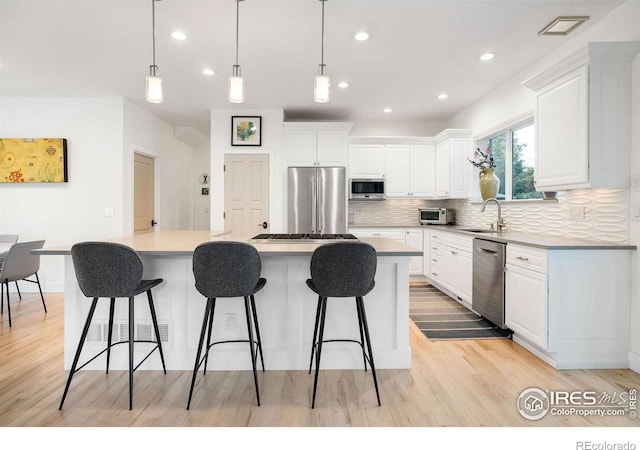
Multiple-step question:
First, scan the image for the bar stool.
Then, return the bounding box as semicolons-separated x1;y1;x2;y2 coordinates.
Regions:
58;242;166;410
306;241;381;408
187;241;266;409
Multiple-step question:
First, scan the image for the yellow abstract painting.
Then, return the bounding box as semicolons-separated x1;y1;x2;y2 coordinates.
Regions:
0;138;68;183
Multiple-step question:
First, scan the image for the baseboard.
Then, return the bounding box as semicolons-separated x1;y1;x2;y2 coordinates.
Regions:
629;349;640;374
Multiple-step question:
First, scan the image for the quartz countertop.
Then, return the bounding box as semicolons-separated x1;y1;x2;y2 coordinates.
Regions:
350;224;636;250
35;230;422;257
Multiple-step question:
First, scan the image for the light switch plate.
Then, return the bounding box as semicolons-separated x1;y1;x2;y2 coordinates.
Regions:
568;205;585;221
631;192;640;222
104;207;114;217
632;174;640;192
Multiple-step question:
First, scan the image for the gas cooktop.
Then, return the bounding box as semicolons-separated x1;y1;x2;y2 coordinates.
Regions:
249;233;359;243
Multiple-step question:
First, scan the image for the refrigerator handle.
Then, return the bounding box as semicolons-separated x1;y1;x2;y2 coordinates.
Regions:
311;174;317;233
317;172;323;234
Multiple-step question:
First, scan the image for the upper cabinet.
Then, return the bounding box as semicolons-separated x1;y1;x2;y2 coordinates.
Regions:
523;42;640;191
434;129;472;199
349;138;436;198
284;122;353;167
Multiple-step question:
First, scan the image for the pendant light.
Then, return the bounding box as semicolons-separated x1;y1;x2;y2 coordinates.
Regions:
145;0;163;103
229;0;244;103
314;0;330;103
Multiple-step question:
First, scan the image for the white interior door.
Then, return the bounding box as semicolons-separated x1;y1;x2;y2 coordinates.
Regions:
134;153;155;234
224;154;270;236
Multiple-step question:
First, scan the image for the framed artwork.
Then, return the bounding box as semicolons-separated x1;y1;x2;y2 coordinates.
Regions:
0;138;68;183
231;116;262;146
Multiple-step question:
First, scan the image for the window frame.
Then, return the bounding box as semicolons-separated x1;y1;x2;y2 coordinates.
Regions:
473;114;542;202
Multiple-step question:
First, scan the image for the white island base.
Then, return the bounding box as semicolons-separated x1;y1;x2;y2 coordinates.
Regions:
53;231;419;371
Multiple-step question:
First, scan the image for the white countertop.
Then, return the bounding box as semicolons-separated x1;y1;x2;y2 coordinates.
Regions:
35;230;422;257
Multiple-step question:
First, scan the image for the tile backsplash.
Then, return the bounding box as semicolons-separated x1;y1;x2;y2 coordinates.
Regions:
348;188;629;243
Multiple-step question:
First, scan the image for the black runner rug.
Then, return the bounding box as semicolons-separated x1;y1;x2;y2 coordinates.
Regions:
410;284;512;340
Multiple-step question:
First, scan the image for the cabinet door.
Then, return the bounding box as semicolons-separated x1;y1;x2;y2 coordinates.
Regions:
455;250;473;304
317;129;348;166
439;245;457;294
405;229;423;275
349;144;386;178
535;65;589;189
422;228;431;278
385;145;411;197
286;129;318;166
505;264;548;349
448;138;469;198
435;140;450;197
410;144;435;197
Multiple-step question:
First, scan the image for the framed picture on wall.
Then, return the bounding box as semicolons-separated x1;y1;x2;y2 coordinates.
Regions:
231;116;262;146
0;138;68;183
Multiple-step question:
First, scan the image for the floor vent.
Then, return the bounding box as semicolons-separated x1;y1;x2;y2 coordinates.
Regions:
86;322;170;343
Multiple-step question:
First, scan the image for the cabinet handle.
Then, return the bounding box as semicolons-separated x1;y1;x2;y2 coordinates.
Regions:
451;250;457;255
432;258;438;262
373;233;381;236
516;256;529;261
432;272;438;276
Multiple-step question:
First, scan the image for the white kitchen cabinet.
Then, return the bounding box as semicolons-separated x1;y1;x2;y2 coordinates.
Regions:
505;246;548;349
285;122;353;167
523;42;640;191
405;228;424;275
348;144;385;178
504;243;631;369
434;129;471;199
349;228;405;242
425;229;473;308
348;138;436;198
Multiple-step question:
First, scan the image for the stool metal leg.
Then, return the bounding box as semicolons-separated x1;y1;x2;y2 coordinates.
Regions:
59;297;99;409
243;295;260;406
250;295;265;371
187;298;213;410
357;296;381;406
128;296;134;410
308;295;322;374
106;298;115;373
147;290;167;374
355;297;368;372
203;297;216;374
311;296;328;409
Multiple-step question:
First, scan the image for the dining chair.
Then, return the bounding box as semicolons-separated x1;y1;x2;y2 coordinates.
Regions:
0;234;21;299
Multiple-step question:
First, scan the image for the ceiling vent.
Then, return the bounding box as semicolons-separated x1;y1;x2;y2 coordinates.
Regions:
538;16;589;36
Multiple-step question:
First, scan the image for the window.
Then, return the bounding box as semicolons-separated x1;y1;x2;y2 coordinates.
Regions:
475;118;542;201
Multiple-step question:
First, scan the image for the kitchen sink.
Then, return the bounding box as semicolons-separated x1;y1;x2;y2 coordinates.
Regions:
459;228;504;233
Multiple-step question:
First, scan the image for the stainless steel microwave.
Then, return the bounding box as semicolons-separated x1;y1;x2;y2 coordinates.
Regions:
349;178;385;200
419;208;454;225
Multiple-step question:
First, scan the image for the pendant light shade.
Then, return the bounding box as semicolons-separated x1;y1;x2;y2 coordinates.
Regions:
314;0;330;103
229;0;244;104
146;0;163;104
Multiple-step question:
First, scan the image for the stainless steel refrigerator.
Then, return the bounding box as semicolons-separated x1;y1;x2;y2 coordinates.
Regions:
288;166;347;234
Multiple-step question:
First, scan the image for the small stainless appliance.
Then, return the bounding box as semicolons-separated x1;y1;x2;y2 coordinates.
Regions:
472;238;507;329
349;178;385;200
419;208;454;225
288;166;347;234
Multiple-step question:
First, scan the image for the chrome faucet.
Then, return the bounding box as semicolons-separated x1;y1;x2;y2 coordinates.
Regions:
481;198;505;231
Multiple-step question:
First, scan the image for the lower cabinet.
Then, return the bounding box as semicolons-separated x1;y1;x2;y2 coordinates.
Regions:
425;229;473;308
504;244;631;369
405;228;424;275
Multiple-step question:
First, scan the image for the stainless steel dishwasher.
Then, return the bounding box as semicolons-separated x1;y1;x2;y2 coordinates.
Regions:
472;238;507;329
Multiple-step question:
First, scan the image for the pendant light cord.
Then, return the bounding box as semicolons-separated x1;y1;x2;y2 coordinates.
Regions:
232;0;241;77
320;0;326;74
150;0;158;76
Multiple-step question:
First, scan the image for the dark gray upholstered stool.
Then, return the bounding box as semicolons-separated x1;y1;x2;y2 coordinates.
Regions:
306;241;381;408
0;240;47;327
187;241;266;409
59;242;166;410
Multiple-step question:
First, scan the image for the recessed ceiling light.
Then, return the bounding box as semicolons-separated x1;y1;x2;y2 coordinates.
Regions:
383;107;392;113
479;52;495;61
354;31;369;41
539;16;589;36
437;93;448;100
338;81;349;88
202;68;215;76
171;30;187;41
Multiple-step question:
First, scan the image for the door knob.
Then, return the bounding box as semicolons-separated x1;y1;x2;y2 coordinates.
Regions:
151;219;157;227
258;221;268;229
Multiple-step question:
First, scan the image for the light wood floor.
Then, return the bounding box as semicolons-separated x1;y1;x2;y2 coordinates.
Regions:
1;292;639;428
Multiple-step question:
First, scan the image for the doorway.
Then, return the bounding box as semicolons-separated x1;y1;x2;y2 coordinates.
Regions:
224;154;270;235
134;152;156;234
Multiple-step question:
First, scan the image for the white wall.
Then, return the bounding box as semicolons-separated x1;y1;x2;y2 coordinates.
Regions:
0;97;126;291
192;141;211;230
210;108;285;232
447;0;640;372
0;97;205;292
350;119;447;137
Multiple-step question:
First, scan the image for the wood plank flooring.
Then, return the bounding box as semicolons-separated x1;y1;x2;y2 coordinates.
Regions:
1;292;639;429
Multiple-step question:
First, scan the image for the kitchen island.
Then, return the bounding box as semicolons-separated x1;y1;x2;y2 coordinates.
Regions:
37;230;421;371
